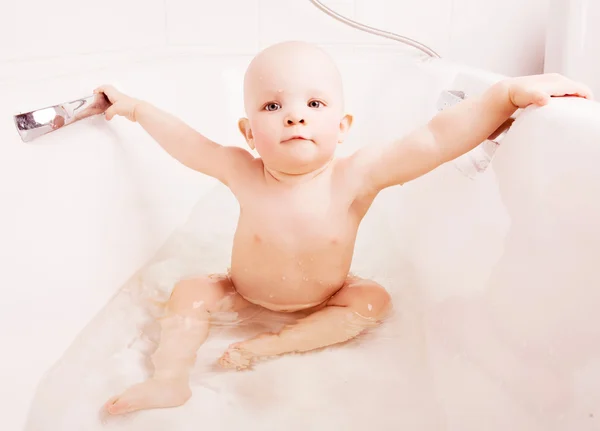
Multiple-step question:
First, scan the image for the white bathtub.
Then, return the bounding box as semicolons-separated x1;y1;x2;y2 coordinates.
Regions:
2;49;600;430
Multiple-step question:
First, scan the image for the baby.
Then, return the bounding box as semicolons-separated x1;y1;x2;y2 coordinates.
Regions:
97;41;592;415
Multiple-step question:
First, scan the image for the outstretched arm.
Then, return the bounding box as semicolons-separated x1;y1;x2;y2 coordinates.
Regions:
350;73;593;194
96;85;253;187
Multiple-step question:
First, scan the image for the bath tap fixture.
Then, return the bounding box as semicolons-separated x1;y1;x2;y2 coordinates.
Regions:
14;93;112;143
308;0;441;58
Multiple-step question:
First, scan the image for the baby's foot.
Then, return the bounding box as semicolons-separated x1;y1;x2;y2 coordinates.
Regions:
218;342;255;370
104;377;192;415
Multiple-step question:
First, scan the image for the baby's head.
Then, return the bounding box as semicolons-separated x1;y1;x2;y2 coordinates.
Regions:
238;41;353;176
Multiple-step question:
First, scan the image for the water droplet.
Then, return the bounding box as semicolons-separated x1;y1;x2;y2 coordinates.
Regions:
277;89;283;93
269;293;274;298
303;276;309;281
367;304;373;311
297;260;302;266
281;275;286;281
309;256;314;262
318;280;323;285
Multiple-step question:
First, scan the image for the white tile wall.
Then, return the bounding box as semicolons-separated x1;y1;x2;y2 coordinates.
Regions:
0;0;550;76
0;0;165;62
259;0;360;47
449;0;548;76
545;0;600;97
166;0;260;53
354;0;453;53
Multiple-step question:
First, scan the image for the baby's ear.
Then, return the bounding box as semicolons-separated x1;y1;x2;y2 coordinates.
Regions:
237;118;255;149
338;114;353;143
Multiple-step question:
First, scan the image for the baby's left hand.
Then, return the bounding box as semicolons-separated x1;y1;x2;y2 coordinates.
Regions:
506;73;593;108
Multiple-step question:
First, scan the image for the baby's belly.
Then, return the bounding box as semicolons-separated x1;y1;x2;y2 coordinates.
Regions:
230;244;353;312
231;270;344;311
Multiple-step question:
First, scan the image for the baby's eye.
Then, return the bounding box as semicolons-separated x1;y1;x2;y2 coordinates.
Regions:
264;102;281;111
308;100;323;108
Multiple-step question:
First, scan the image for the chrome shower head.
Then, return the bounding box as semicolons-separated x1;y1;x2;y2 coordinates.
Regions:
14;92;112;143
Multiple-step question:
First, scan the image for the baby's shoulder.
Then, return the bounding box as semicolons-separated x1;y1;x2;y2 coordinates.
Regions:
331;154;380;205
225;147;261;172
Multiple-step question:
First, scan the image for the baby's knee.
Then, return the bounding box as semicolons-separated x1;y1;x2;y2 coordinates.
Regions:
353;284;392;319
335;280;392;319
169;275;233;314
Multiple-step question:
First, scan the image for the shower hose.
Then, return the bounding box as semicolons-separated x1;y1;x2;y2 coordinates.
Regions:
308;0;441;58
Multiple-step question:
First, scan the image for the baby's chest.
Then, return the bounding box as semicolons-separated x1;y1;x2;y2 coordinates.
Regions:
243;193;349;240
266;201;336;232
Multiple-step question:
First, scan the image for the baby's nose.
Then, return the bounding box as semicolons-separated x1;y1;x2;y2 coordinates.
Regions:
285;115;305;125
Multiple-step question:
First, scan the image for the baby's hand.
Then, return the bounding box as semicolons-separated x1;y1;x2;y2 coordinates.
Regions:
93;85;141;122
506;73;593;108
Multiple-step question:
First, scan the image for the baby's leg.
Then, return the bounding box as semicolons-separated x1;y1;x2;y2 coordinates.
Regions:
219;276;392;369
105;274;249;415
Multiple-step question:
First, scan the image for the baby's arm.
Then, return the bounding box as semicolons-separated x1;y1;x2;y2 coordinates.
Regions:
95;85;253;187
349;73;593;193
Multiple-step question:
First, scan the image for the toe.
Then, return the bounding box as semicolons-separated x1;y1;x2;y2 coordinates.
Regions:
106;398;134;415
104;396;119;412
218;351;235;368
226;347;253;370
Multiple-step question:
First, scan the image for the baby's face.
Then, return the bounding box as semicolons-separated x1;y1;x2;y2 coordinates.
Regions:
239;42;352;175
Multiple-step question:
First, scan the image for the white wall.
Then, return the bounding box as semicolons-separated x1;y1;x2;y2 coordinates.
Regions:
0;0;549;78
544;0;600;97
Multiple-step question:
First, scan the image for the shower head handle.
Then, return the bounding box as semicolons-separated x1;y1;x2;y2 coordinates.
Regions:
14;92;112;143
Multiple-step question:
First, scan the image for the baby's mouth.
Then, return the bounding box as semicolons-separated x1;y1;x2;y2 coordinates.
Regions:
282;136;311;143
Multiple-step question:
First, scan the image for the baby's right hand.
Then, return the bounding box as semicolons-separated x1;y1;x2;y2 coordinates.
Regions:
93;85;141;122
